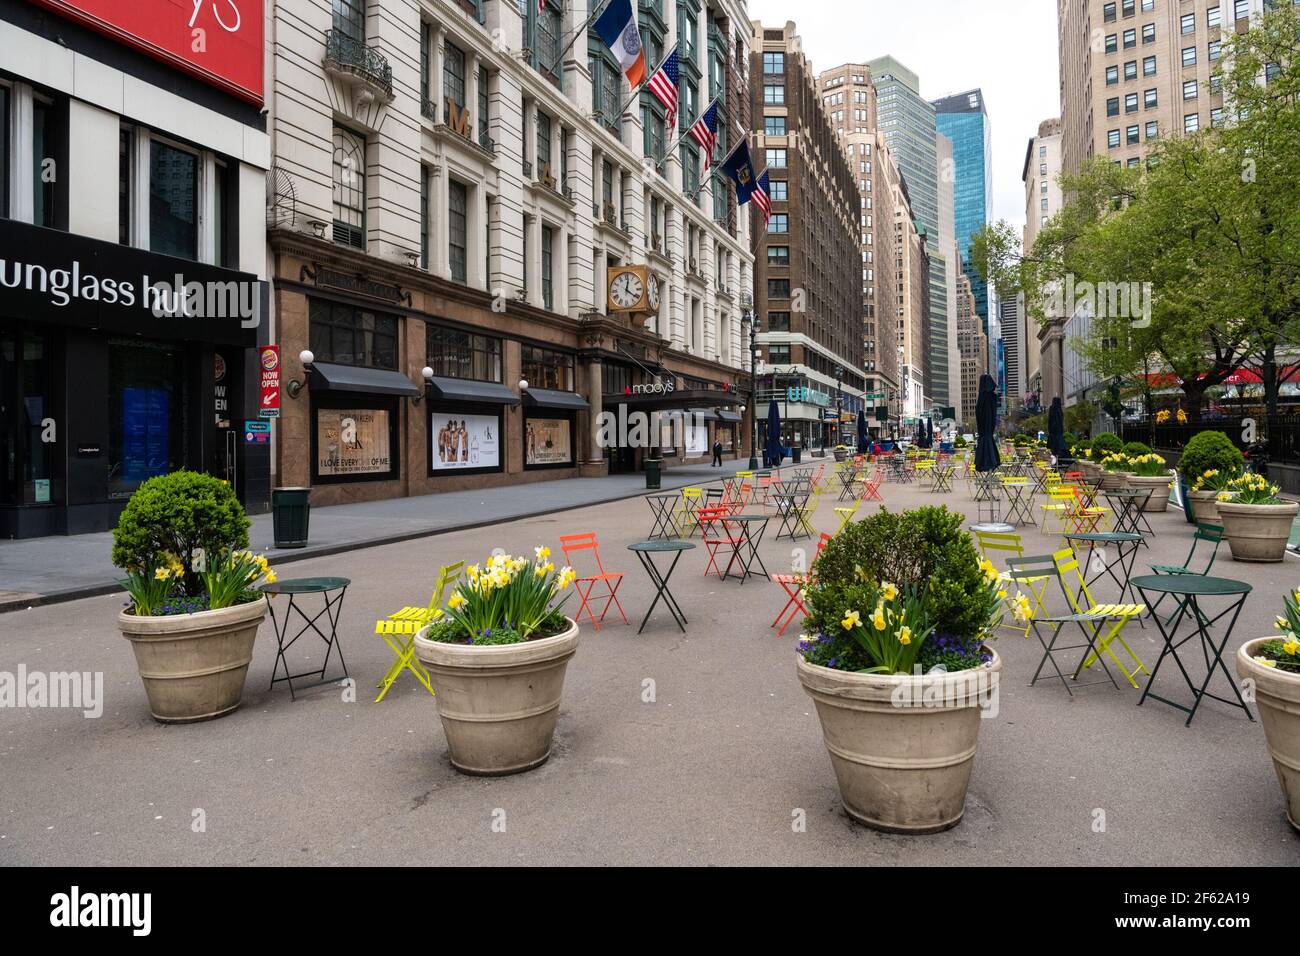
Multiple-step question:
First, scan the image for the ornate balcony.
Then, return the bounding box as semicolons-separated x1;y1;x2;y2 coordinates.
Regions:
324;28;394;102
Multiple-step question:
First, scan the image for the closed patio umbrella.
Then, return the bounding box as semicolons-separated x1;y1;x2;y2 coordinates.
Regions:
975;373;1001;473
857;408;869;450
1047;397;1068;457
924;417;934;449
764;399;784;468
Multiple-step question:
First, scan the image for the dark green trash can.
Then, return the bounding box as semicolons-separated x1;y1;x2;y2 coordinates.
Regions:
792;446;802;464
644;459;662;490
272;487;311;548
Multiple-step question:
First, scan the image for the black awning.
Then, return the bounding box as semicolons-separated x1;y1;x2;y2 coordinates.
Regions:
716;409;743;423
687;407;720;422
426;376;521;405
524;387;590;411
310;361;420;396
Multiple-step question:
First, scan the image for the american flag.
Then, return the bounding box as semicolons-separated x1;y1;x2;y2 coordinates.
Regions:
645;48;681;132
687;101;720;170
539;0;546;13
753;170;772;225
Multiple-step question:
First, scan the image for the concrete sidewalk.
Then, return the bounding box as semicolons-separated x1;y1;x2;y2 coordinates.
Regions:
0;455;814;610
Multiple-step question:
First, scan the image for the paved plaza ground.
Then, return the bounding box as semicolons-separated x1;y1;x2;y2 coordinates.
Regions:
2;465;1298;866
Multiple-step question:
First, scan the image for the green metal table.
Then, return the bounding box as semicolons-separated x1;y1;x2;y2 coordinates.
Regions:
645;493;681;539
721;513;770;584
628;540;695;633
1130;574;1255;727
1064;531;1144;610
1103;488;1155;542
260;577;351;700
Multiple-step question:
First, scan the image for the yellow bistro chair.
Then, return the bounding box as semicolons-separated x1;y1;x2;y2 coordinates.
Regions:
1053;547;1148;689
974;529;1052;638
675;487;704;537
834;500;860;533
373;560;463;702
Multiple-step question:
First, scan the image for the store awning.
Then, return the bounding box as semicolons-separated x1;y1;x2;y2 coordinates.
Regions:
310;362;420;397
425;376;520;405
524;387;590;411
687;407;720;422
716;409;743;423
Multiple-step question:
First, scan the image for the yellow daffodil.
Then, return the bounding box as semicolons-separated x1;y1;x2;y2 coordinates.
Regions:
881;582;898;602
841;610;861;630
1275;616;1290;631
872;610;887;631
535;545;551;561
265;571;277;585
153;567;171;581
1254;656;1277;668
448;593;466;610
535;564;548;577
557;567;576;590
898;626;912;646
1282;639;1300;656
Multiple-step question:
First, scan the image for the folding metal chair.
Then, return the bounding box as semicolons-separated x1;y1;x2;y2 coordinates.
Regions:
859;465;885;502
771;533;833;636
698;505;743;579
1052;547;1148;689
974;529;1051;638
833;500;859;533
674;487;704;537
1147;523;1224;622
559;533;628;631
373;560;463;702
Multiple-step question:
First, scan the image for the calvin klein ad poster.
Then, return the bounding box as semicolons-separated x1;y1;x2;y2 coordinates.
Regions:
526;417;571;466
432;413;499;470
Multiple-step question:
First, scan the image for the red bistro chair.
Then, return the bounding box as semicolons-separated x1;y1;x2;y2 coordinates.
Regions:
697;506;744;580
771;533;833;636
558;533;628;631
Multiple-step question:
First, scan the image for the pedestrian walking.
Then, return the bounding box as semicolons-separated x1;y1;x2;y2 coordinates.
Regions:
712;439;723;467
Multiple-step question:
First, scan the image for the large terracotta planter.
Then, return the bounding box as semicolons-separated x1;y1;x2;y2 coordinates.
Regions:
1236;639;1300;832
1126;474;1172;512
797;650;1002;833
1099;469;1130;491
1217;500;1299;562
1188;488;1221;524
414;619;580;775
118;598;268;723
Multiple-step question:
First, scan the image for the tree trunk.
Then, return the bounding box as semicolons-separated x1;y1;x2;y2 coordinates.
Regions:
1263;341;1280;418
1182;384;1207;423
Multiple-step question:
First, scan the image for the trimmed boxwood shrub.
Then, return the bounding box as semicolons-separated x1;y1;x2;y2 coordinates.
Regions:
1123;441;1152;456
1092;432;1123;456
1176;430;1244;483
112;470;250;597
812;506;990;641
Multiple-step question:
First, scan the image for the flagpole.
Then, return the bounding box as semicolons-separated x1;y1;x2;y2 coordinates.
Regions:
612;45;675;123
657;95;721;170
546;0;615;76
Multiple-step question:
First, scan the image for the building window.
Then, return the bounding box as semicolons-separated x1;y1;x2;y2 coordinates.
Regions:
1123;29;1136;48
1182;46;1197;67
768;279;790;299
1125;0;1136;14
332;126;365;249
764;115;786;136
1184;79;1198;100
1208;39;1222;61
1145;88;1158;108
767;245;790;266
1233;0;1249;21
1181;13;1196;34
767;213;788;233
444;41;466;110
1124;60;1137;80
310;300;398;369
118;126;132;245
1211;107;1225;128
1106;65;1119;85
589;49;620;136
1126;124;1140;144
767;311;790;331
521;344;574;391
1107;97;1120;117
767;344;790;364
1208;5;1221;28
1145;120;1159;139
1143;55;1157;76
536;110;552;170
478;66;491;144
1184;112;1200;133
426;324;502;381
1142;22;1155;43
541;225;554;311
149;139;198;258
763;84;785;105
769;179;788;201
1105;34;1117;53
332;0;365;43
763;52;784;74
420;167;429;269
1104;2;1116;21
1108;129;1121;149
767;148;787;167
448;179;468;283
1125;92;1138;112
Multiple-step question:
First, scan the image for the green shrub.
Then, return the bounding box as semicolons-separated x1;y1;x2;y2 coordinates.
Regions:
812;506;996;642
1123;441;1152;456
1071;437;1093;457
1176;430;1244;484
1092;432;1124;456
1063;431;1079;448
112;471;250;597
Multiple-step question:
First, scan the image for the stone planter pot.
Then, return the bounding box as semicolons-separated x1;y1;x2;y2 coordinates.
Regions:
1217;500;1299;562
1126;474;1172;512
118;598;268;723
833;449;847;462
1099;469;1130;491
1188;488;1221;524
1236;639;1300;832
797;650;1002;833
414;618;580;776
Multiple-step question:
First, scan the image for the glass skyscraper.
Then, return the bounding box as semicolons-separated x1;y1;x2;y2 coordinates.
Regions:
933;90;992;336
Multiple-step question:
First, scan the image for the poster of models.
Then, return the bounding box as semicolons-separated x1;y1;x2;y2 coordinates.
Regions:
685;421;708;455
431;413;499;470
525;417;571;466
316;409;391;476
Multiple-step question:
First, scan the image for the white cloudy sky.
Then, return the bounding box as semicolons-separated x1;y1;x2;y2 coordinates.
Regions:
745;0;1061;229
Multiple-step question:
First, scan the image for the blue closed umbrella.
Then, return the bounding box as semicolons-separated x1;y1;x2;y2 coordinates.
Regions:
925;417;933;449
764;400;784;468
857;408;868;450
975;373;1002;472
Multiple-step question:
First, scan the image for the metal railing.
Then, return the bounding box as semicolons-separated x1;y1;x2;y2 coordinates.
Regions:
324;28;393;97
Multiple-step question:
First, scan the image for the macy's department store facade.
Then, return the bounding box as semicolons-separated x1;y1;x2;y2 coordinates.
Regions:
269;231;745;506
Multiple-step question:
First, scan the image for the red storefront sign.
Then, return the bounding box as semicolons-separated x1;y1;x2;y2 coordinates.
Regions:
31;0;264;105
259;345;280;419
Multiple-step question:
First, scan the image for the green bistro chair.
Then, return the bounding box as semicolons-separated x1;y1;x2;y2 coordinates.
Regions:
1147;523;1224;623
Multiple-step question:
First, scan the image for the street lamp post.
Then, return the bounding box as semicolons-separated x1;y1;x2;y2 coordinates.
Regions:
834;365;844;450
743;296;759;470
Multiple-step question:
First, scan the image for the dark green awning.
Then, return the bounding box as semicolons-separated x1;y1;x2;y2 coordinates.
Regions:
309;362;420;396
426;376;520;405
524;388;590;411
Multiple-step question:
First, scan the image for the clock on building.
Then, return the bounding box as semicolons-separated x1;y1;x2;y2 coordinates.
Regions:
606;265;661;316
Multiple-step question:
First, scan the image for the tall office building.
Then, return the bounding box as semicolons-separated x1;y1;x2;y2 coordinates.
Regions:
955;266;988;425
999;295;1026;410
869;56;953;413
1024;117;1064;405
1057;0;1267;178
935;131;962;419
816;61;908;432
751;22;865;449
932;89;992;338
